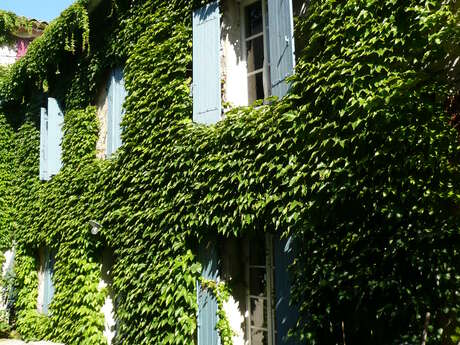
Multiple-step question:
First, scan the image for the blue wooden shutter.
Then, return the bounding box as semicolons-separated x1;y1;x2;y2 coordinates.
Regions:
192;1;221;125
43;248;55;315
107;68;126;157
197;241;220;345
275;236;299;345
39;107;49;181
47;98;64;176
268;0;295;98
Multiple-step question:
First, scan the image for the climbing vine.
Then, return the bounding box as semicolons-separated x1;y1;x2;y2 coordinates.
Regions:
200;278;235;345
0;0;457;344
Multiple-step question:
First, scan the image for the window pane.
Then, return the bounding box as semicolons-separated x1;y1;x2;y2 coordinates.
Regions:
250;267;267;296
248;73;265;104
251;328;268;345
245;1;263;37
250;297;267;328
246;36;264;72
250;235;266;266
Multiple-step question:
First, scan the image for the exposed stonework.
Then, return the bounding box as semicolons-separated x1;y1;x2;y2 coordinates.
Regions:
95;77;109;159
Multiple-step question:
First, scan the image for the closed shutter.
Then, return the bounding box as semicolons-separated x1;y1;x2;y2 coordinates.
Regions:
197;240;220;345
275;236;299;345
43;248;55;315
47;98;64;177
39;107;49;181
192;1;221;125
267;0;295;98
107;68;126;157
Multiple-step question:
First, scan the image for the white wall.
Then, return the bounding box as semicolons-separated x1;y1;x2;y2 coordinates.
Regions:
2;249;14;277
221;238;248;345
223;294;246;345
98;279;115;345
0;249;15;312
36;248;45;313
0;44;16;66
100;248;115;345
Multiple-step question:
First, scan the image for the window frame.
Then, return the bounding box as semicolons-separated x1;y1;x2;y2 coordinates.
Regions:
245;233;276;345
240;0;271;104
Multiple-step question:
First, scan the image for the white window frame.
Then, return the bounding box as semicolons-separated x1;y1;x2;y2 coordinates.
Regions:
240;0;271;103
245;233;276;345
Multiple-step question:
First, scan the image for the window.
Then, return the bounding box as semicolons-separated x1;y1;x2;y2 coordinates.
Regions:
106;68;126;157
37;248;55;315
40;97;64;181
197;233;298;345
246;234;276;345
192;0;295;123
242;0;271;104
94;68;126;159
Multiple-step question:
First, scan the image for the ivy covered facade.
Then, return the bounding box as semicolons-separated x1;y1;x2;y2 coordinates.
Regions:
0;0;458;344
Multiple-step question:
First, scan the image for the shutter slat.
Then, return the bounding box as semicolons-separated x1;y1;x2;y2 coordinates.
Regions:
107;68;126;157
47;98;64;176
268;0;295;98
107;72;114;157
39;107;49;181
197;240;220;345
193;1;221;125
113;68;125;152
275;236;299;345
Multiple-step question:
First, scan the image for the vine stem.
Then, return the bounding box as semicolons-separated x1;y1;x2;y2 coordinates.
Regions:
421;312;430;345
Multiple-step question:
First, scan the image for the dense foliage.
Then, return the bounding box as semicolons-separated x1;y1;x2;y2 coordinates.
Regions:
0;0;458;344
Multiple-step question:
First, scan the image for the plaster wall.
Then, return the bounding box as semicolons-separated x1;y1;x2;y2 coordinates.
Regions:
223;295;246;345
96;79;109;159
98;279;115;345
36;249;45;313
221;238;248;345
0;44;16;66
99;248;116;345
0;249;15;311
221;0;248;108
2;249;14;277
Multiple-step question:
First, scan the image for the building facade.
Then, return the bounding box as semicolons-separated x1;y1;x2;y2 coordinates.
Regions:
0;0;458;345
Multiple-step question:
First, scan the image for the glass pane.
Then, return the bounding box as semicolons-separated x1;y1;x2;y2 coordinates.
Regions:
250;297;267;328
247;73;265;104
251;328;268;345
245;1;263;37
249;235;266;266
250;267;267;296
246;36;264;72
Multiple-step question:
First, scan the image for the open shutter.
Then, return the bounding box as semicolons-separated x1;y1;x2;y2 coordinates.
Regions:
268;0;295;98
192;1;221;125
197;240;220;345
275;236;299;345
43;248;55;315
39;107;49;181
47;98;64;176
107;68;126;157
